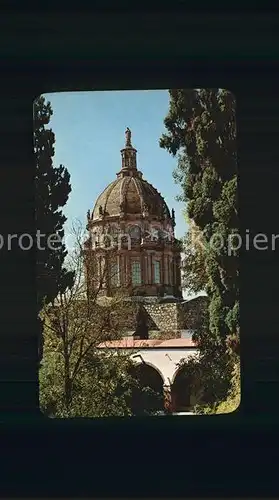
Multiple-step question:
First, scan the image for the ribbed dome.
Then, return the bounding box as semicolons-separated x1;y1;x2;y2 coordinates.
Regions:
92;176;170;221
91;128;170;222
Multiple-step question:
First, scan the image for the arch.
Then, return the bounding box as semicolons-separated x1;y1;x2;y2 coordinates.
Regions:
128;361;165;416
131;358;166;384
171;365;196;413
171;364;186;385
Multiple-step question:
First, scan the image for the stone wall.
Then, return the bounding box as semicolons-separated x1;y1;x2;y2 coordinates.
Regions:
177;296;209;331
144;303;181;334
144;295;209;337
111;295;209;338
114;301;157;333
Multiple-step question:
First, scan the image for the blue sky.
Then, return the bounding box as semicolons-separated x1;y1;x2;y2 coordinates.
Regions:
43;90;188;249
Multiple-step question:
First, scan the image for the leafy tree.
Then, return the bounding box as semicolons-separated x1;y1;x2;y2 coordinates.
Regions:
40;327;136;417
34;96;74;361
39;223;162;417
40;222;128;416
160;89;239;407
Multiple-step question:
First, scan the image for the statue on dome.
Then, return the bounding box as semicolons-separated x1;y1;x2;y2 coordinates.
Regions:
87;209;91;221
125;127;132;147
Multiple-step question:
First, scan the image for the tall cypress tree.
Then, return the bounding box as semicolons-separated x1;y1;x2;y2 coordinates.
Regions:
160;89;238;406
34;96;74;361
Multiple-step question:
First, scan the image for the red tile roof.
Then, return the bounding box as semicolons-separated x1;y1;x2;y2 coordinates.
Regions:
97;337;196;349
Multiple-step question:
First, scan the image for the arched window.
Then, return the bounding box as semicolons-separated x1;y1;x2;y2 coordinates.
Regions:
98;257;105;287
153;260;160;284
132;261;141;285
128;225;141;241
110;259;120;286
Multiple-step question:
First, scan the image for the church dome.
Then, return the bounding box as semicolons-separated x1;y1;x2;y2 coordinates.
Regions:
91;128;170;222
92;176;170;221
85;128;181;301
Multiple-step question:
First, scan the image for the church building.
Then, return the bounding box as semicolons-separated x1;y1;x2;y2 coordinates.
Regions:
84;127;183;300
84;128;207;414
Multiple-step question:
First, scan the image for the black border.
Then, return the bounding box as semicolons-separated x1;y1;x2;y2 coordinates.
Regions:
0;8;279;497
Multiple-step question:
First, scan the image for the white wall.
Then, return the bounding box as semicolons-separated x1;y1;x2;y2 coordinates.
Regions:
130;347;198;385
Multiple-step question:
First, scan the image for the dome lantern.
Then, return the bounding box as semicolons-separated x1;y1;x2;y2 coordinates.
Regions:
119;127;138;175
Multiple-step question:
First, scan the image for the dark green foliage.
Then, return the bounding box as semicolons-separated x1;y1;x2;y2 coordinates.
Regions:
127;363;164;416
181;217;208;294
34;96;74;360
160;89;239;408
40;345;137;417
40;346;164;418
